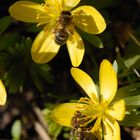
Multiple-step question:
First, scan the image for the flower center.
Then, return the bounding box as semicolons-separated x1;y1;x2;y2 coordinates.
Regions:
71;97;106;138
36;2;60;26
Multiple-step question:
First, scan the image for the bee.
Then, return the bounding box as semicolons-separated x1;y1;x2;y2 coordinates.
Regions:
54;11;73;45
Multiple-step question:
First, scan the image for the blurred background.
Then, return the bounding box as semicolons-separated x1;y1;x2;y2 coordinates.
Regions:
0;0;140;139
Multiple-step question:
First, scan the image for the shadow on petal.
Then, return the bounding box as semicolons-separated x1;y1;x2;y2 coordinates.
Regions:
67;30;84;67
31;51;60;64
73;6;106;34
31;28;61;64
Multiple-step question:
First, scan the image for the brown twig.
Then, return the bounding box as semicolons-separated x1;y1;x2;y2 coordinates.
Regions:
34;121;51;140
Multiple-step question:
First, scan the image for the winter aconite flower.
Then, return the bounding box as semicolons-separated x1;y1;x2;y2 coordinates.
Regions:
9;0;106;67
52;60;125;139
0;80;7;105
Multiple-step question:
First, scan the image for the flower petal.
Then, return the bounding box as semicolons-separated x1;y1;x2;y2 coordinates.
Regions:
63;0;81;10
90;116;102;133
9;1;47;23
52;103;84;127
71;68;99;103
93;126;102;140
47;0;62;11
31;28;61;63
106;99;125;121
0;80;7;105
100;60;117;105
102;117;121;140
66;30;84;67
72;6;106;34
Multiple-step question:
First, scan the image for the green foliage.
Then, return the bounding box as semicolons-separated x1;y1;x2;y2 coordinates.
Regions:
43;103;74;139
0;36;53;92
0;33;19;51
120;110;140;127
114;83;140;127
124;42;140;70
125;95;140;110
79;29;104;48
114;83;140;101
0;16;12;35
43;104;63;139
11;120;22;140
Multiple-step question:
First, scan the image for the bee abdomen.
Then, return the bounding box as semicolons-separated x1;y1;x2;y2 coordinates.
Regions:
55;28;69;45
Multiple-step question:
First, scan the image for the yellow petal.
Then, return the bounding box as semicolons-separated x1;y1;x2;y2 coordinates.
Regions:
52;103;84;127
63;0;81;10
31;28;61;63
106;99;125;121
72;6;106;34
90;116;102;133
0;80;7;105
103;117;121;140
9;1;46;23
71;68;99;103
94;126;103;140
47;0;62;11
66;30;85;67
99;60;117;105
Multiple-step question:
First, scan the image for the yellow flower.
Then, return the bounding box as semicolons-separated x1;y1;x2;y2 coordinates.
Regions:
9;0;106;67
0;80;7;105
52;60;125;139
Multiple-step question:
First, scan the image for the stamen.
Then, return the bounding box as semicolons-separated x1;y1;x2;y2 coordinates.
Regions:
104;117;115;136
79;117;94;127
36;9;40;20
89;116;102;133
78;97;93;105
74;110;97;128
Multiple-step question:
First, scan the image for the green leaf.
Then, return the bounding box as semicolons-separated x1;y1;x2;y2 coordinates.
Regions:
124;55;140;69
120;114;140;127
124;95;140;110
4;64;25;93
29;63;45;91
113;83;140;102
0;16;11;35
43;106;63;139
0;36;53;92
78;29;103;48
48;121;63;138
0;33;19;51
11;120;22;140
124;42;140;70
26;24;42;33
35;64;54;84
85;34;103;48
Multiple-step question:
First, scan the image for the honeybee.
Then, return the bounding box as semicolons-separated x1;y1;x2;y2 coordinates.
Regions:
54;11;73;45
